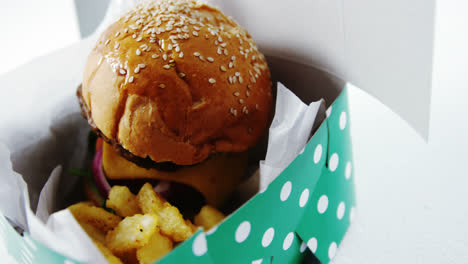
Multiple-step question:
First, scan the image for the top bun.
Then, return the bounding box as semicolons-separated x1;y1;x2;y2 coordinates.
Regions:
81;0;272;165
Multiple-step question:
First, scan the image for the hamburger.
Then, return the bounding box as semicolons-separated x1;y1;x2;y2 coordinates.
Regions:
77;0;272;217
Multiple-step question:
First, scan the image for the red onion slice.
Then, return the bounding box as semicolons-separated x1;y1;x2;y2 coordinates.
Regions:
154;181;171;198
92;149;111;198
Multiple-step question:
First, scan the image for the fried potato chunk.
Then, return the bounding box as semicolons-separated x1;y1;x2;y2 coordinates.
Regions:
105;214;158;255
136;228;173;264
158;203;193;242
194;205;225;231
136;183;165;213
69;202;121;232
94;240;123;264
79;222;107;244
137;183;193;241
106;186;141;217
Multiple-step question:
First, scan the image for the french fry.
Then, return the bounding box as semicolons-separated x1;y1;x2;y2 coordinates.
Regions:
136;183;193;242
79;222;107;245
94;240;123;264
194;205;225;230
105;214;158;255
158;203;193;242
136;183;165;214
106;186;141;217
136;228;173;264
69;202;121;232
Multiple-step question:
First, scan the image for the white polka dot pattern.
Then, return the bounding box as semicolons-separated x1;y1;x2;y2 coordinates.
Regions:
192;233;207;256
262;228;275;248
337;202;346;220
317;195;328;214
282;232;294;250
299;188;309;207
235;221;251;243
329;153;339;172
307;237;317;253
280;181;292;202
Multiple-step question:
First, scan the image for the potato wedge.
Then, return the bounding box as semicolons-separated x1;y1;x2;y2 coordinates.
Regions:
105;214;158;254
136;228;173;264
69;202;121;232
106;186;141;217
194;205;225;230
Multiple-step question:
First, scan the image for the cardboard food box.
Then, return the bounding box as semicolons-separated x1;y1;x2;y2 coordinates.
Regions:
0;0;435;263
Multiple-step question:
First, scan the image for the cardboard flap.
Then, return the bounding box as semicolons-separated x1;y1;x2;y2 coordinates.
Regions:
210;0;434;138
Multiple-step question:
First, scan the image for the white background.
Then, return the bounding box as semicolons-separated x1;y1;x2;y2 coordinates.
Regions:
0;0;468;263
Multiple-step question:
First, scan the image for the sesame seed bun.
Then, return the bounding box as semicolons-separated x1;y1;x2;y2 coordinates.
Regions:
81;0;272;165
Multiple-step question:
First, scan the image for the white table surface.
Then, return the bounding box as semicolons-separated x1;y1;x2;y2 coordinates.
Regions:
334;1;468;263
1;0;467;263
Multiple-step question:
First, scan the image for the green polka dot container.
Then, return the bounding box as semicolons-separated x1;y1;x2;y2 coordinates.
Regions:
0;57;355;264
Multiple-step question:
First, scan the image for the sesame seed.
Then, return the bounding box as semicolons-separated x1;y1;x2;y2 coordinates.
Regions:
217;48;222;55
163;65;171;69
139;63;146;68
243;106;248;114
209;78;216;84
119;69;126;75
175;46;180;52
114;43;120;49
232;76;237;83
134;66;140;73
179;72;186;78
199;55;205;61
179;52;184;58
168;44;172;50
104;39;110;45
218;36;223;42
229;76;233;84
193;52;200;56
231;56;236;61
251;77;256;83
229;62;233;68
132;34;137;38
239;76;243;83
136;49;141;56
124;28;129;33
239;98;244;104
192;31;198;36
230;108;238;116
194;26;200;31
136;36;142;42
246;91;250;97
234;92;240;96
252;55;256;60
221;43;227;47
220;65;227;72
224;49;229;55
128;76;134;83
255;104;259;110
159;84;166;88
163;54;167;61
115;32;120;37
207;57;214;62
152;54;159;58
169;59;175;63
235;72;240;76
